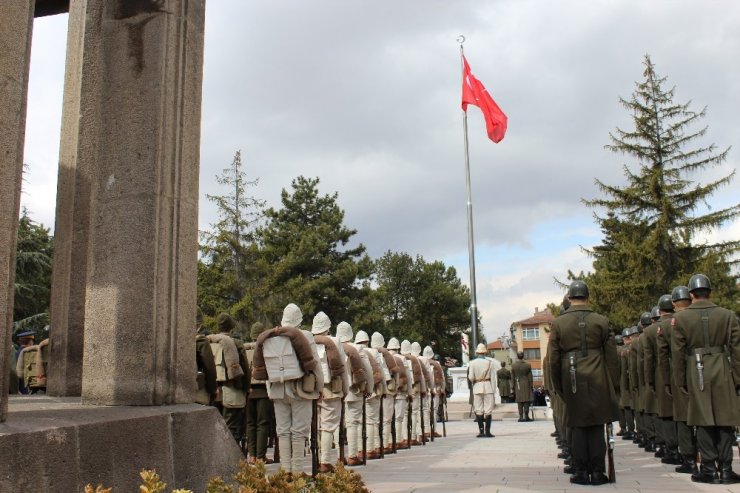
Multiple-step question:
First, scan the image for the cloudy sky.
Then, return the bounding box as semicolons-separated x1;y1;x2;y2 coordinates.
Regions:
21;1;740;342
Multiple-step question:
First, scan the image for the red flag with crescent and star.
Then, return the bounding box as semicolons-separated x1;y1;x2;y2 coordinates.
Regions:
461;55;508;143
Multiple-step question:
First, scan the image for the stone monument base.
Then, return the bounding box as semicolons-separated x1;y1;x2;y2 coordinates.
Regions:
0;396;244;492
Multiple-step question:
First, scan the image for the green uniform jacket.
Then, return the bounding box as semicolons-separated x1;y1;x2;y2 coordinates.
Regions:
671;299;740;427
618;344;632;408
643;321;663;415
628;338;641;411
548;304;619;427
633;336;646;412
497;367;513;397
650;315;673;418
658;312;688;421
511;360;533;402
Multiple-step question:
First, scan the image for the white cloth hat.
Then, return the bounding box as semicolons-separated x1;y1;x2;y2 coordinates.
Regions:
354;330;370;344
400;340;412;355
411;341;422;356
387;337;401;350
423;345;434;358
475;343;487;354
311;311;331;335
336;321;353;343
281;303;302;328
371;332;385;349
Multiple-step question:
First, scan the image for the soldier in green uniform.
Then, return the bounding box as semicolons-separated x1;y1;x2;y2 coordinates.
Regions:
672;274;740;484
549;281;619;486
618;328;635;440
511;351;534;422
636;312;655;451
662;286;698;474
244;321;274;463
645;296;681;464
614;334;627;435
496;362;513;403
195;307;218;406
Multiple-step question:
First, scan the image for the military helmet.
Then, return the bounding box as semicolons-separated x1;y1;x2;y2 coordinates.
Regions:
629;325;640;336
311;311;331;335
615;334;624;345
639;311;652;327
354;330;370;345
671;285;691;302
411;341;422;356
371;331;385;349
281;303;303;328
621;327;631;337
423;345;434;358
567;280;589;299
250;321;266;340
657;294;673;311
216;313;236;331
688;274;711;292
650;306;660;320
475;343;487;354
336;321;353;343
561;293;571;311
400;339;412;355
387;337;401;350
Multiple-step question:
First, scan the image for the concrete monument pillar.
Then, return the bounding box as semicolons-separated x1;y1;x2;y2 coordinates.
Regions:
80;0;205;405
0;1;35;422
47;0;100;397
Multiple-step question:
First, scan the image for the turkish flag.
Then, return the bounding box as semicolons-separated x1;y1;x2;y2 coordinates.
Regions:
461;55;507;143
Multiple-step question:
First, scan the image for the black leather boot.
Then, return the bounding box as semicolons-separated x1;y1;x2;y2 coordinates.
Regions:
484;415;494;437
654;445;665;458
691;462;720;484
590;470;610;486
661;447;682;465
557;448;571;459
719;462;740;485
644;438;656;452
675;456;698;474
569;469;590;485
476;415;485;437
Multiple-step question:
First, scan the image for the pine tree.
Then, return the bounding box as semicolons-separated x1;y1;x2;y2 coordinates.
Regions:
13;208;53;332
583;55;739;324
258;176;373;325
198;151;266;334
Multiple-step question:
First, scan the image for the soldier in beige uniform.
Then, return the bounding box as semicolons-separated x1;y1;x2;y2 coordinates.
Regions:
312;312;349;473
356;330;386;459
402;339;425;445
388;337;412;449
259;304;324;474
467;343;496;438
424;346;445;437
413;342;434;440
672;274;740;485
338;321;373;466
373;332;399;453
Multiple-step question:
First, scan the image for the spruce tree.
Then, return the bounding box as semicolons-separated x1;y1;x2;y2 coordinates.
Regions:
13;208;53;332
583;55;739;324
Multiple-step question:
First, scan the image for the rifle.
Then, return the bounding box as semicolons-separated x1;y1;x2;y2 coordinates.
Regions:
338;399;346;464
607;422;616;483
441;393;447;438
379;394;385;458
391;405;397;453
407;396;413;447
362;393;367;465
311;399;319;477
429;394;435;442
420;394;427;445
272;410;280;463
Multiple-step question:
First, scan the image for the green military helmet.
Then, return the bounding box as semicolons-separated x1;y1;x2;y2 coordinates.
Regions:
250;321;266;340
657;294;673;311
561;293;571;311
621;327;631;337
688;273;711;292
639;311;652;328
567;280;589;299
216;312;236;331
671;285;690;302
631;325;641;336
650;305;660;320
615;334;624;345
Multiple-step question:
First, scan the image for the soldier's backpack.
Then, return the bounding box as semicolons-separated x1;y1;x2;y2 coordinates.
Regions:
21;346;46;390
261;330;316;383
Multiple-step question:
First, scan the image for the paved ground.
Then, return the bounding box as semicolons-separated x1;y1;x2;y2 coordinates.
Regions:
356;418;740;493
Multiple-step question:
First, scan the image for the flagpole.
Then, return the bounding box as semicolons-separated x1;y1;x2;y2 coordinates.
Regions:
458;36;478;359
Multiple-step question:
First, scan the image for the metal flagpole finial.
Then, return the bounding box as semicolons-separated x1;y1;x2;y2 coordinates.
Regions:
457;35;466;45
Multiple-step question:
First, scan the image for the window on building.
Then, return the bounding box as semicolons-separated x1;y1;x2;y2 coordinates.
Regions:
523;348;541;360
522;327;539;340
532;368;543;380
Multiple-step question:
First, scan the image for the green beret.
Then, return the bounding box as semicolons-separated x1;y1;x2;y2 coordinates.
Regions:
216;313;235;331
250;321;266;339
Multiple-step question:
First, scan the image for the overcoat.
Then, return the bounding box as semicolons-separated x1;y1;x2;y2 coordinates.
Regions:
671;299;740;427
510;359;533;403
642;321;663;415
630;335;645;412
496;367;513;397
657;313;688;421
618;343;632;408
647;315;673;418
548;304;619;427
